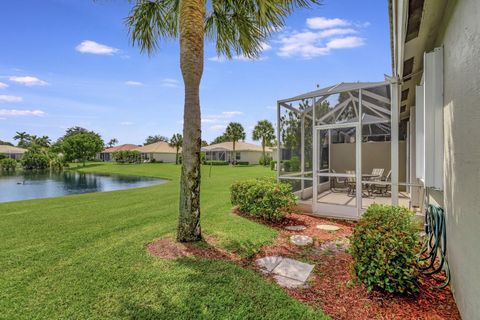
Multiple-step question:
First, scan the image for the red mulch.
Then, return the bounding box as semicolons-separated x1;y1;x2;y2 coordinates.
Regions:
236;209;460;320
146;236;238;261
147;209;460;320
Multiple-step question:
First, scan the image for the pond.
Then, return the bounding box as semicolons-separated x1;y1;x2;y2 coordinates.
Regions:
0;171;166;203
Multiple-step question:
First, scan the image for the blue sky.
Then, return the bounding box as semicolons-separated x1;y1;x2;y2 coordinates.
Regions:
0;0;391;145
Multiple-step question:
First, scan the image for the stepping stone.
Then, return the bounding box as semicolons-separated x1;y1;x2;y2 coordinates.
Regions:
290;235;313;246
316;224;340;231
272;258;314;283
272;274;306;289
255;256;284;273
314;237;350;255
285;225;307;231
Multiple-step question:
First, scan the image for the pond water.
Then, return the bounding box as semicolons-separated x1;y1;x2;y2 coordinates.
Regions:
0;171;166;203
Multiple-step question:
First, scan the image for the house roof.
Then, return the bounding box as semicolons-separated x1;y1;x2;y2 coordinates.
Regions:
134;141;178;154
0;145;27;154
202;141;272;152
102;144;139;153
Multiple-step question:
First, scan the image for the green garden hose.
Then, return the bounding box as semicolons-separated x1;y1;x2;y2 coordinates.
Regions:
417;204;451;288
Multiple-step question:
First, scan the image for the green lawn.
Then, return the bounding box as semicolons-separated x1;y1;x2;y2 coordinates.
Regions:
0;163;328;319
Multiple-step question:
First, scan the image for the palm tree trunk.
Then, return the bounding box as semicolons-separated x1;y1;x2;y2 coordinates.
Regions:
177;0;205;242
262;140;266;166
232;140;236;165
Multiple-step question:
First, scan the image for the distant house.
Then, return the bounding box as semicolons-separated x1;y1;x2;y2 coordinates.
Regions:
0;145;27;160
202;141;271;164
134;141;179;163
98;144;139;161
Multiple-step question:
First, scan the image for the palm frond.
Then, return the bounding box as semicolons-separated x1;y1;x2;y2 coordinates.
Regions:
206;0;321;59
125;0;180;55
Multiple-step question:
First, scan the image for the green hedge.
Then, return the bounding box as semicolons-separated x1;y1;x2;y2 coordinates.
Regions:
230;178;296;221
350;204;419;294
204;160;229;166
0;158;16;172
21;152;49;170
112;150;141;164
236;161;249;166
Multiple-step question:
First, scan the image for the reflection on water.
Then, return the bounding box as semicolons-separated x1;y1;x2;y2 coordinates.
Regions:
0;171;165;203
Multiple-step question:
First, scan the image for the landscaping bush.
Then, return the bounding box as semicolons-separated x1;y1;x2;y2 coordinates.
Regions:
0;153;6;160
0;158;17;172
204;160;229;166
270;160;276;170
290;156;300;171
230;178;296;221
112;150;141;164
236;161;249;166
259;154;272;166
21;152;49;170
350;204;419;294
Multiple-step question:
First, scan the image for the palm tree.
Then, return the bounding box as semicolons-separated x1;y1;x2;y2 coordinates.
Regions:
225;122;245;165
169;133;183;165
13;131;30;148
252;120;275;165
107;138;119;148
126;0;320;242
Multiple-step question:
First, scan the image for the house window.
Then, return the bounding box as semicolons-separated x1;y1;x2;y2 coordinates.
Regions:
236;152;241;160
416;47;443;190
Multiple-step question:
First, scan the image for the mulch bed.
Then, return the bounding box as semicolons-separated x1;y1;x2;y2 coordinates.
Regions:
147;209;460;319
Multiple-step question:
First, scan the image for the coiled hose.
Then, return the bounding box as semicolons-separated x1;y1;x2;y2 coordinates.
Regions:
417;204;451;288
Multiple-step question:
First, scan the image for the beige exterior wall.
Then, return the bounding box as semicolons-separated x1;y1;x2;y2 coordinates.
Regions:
238;151;269;164
330;141;406;183
430;1;480;318
147;153;177;163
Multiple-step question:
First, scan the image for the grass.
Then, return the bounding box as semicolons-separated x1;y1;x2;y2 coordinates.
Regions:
0;163;328;319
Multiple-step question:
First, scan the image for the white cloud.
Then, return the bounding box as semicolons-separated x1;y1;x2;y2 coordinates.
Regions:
306;17;349;29
326;36;365;49
208;124;228;131
120;121;134;126
0;95;23;103
0;109;46;117
160;78;180;88
125;81;143;87
277;16;367;58
75;40;119;55
0;82;8;89
202;111;243;123
9;76;49;86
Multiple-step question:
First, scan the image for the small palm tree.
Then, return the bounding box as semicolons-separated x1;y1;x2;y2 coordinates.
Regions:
169;133;183;165
126;0;320;242
225;122;245;165
107;138;118;148
252;120;275;165
13;131;30;148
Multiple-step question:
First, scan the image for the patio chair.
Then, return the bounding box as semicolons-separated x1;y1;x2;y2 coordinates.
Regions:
365;168;385;196
330;169;348;192
370;170;392;196
346;170;356;196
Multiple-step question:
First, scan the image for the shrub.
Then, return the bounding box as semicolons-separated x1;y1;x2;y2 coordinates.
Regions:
21;152;49;170
270;160;276;170
112;150;141;164
236;161;249;166
350;204;419;294
230;178;296;221
204;160;229;166
49;155;65;172
0;158;17;172
290;156;300;171
259;154;272;166
0;153;6;160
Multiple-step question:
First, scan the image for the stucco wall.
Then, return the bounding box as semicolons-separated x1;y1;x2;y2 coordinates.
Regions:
150;153;177;163
434;1;480;318
239;151;268;164
330;141;407;183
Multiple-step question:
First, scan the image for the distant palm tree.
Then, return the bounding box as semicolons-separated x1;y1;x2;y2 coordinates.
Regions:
126;0;320;242
225;122;245;165
169;133;183;165
107;138;118;148
13;131;30;148
252;120;275;165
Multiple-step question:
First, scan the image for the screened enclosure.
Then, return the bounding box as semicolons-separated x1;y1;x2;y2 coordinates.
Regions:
277;81;420;219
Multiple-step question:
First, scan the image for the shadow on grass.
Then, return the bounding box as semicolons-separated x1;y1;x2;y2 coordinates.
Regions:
118;258;326;319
